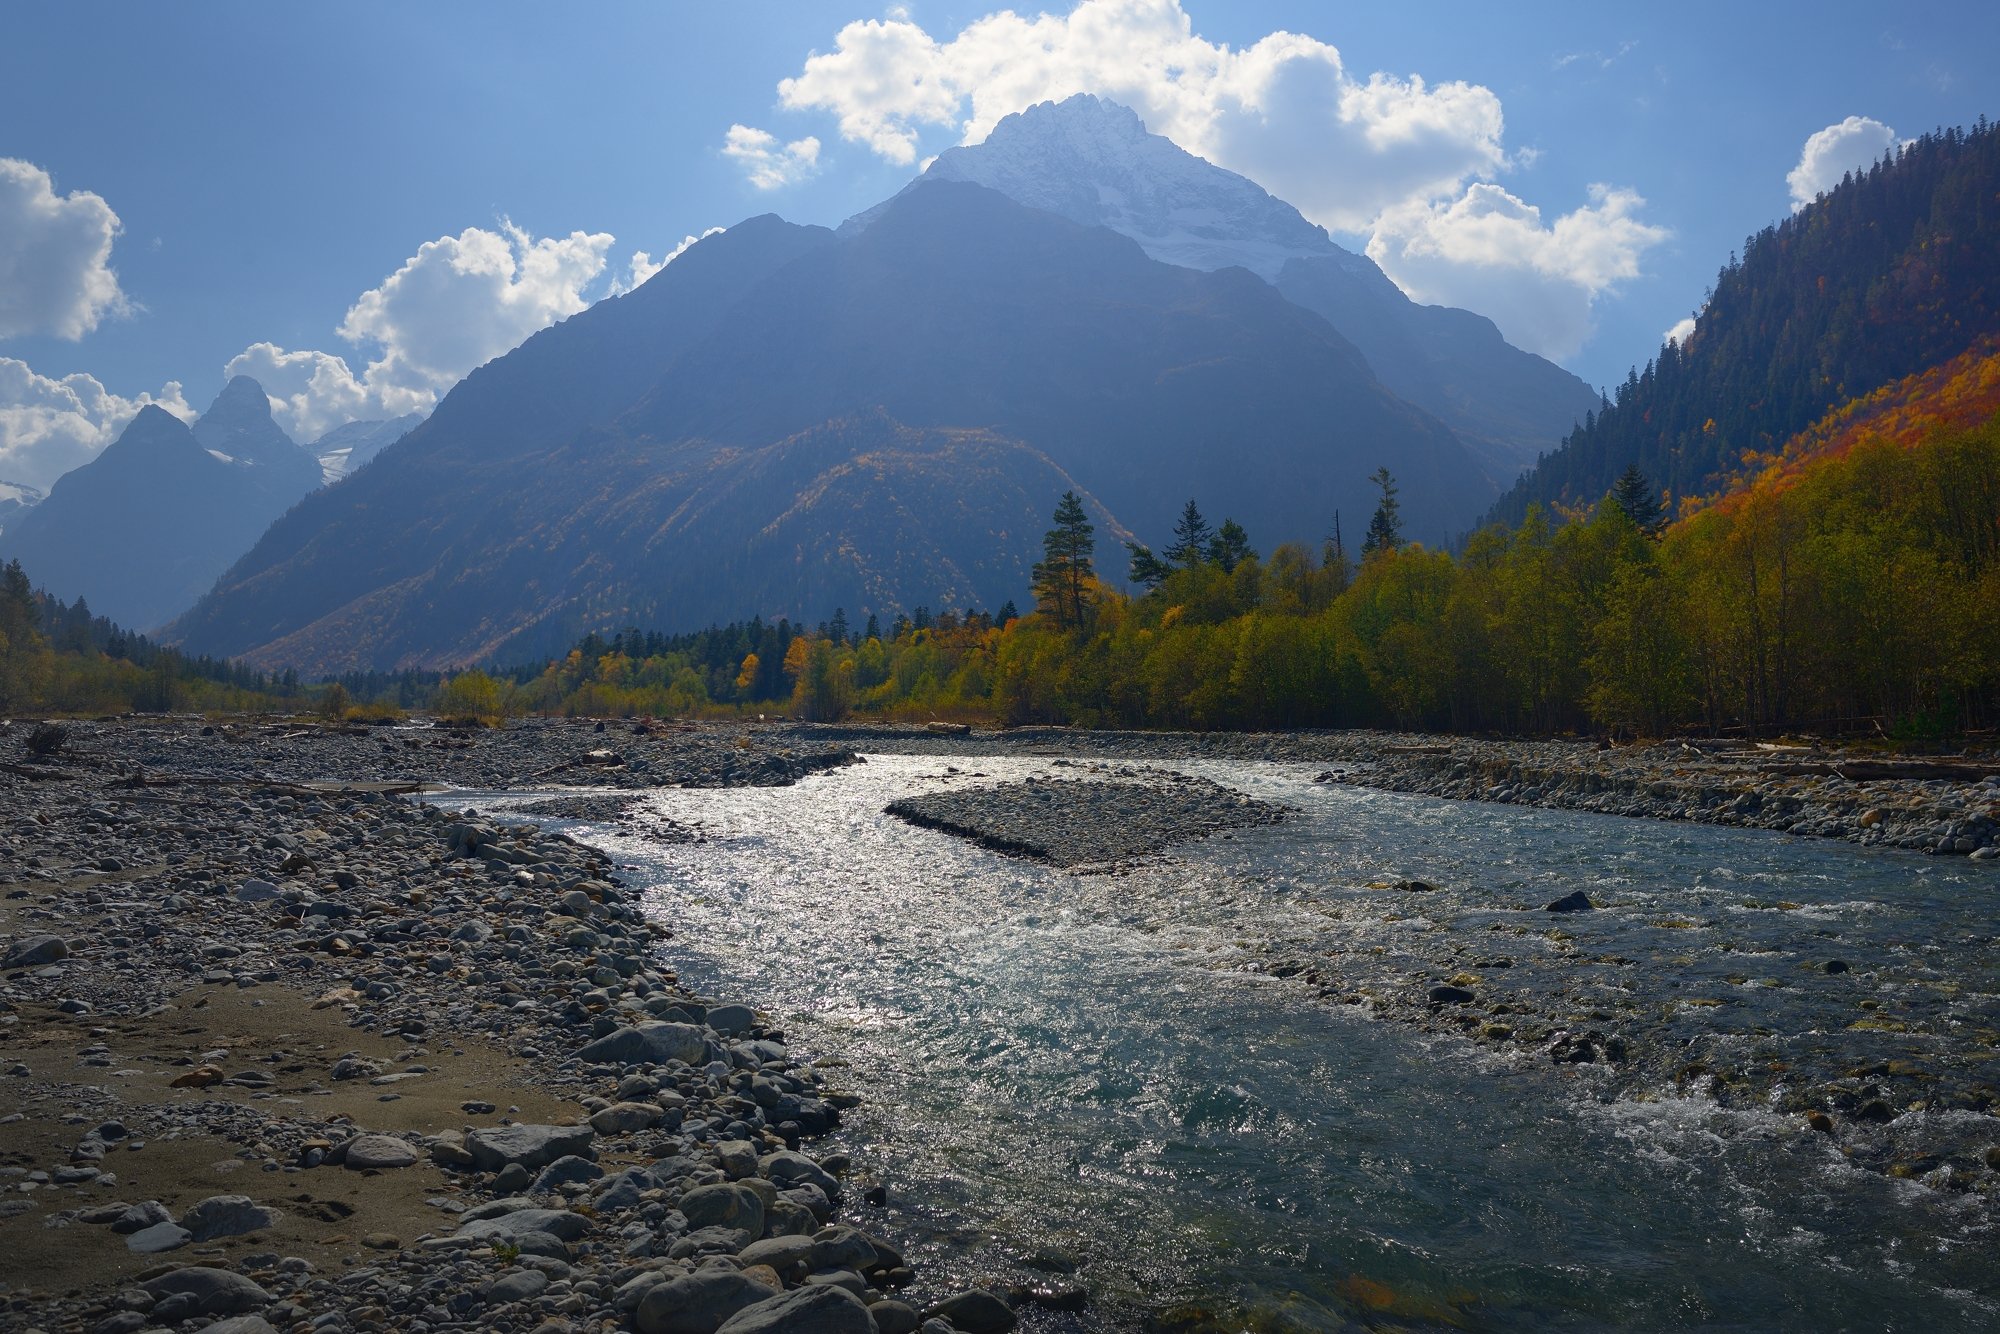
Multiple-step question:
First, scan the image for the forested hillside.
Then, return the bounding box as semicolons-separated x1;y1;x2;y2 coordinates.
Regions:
1493;119;2000;526
466;398;1998;738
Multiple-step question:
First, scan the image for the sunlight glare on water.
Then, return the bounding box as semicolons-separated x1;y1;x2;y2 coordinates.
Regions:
521;754;1999;1332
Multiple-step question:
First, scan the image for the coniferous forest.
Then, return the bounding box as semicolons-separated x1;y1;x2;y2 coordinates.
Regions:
1494;119;2000;526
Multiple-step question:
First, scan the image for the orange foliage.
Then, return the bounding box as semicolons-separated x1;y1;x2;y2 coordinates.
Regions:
1684;334;2000;522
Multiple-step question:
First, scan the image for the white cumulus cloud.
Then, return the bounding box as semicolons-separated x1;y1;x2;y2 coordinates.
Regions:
722;125;823;190
775;0;1508;230
1664;316;1696;346
228;222;619;440
611;228;727;296
1787;115;1899;210
767;0;1667;356
1367;183;1671;360
0;357;191;490
0;158;132;340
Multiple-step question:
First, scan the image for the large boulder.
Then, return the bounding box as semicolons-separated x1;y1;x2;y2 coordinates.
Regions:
455;1208;592;1244
577;1022;717;1067
679;1182;764;1237
466;1122;595;1172
761;1150;839;1197
2;934;67;968
140;1268;273;1316
635;1269;778;1334
705;1004;757;1036
716;1286;876;1334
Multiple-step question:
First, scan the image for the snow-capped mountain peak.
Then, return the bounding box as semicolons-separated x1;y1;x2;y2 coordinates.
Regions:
913;93;1357;281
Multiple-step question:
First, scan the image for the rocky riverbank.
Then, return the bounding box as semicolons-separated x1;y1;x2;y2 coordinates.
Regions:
0;718;1020;1334
809;724;2000;859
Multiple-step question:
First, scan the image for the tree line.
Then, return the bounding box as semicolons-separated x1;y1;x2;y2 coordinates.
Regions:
544;414;1988;738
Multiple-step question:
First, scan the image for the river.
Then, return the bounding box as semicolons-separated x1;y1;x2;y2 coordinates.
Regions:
502;753;2000;1332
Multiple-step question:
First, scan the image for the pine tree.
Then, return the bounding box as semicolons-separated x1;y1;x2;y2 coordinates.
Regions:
1207;518;1255;573
1163;500;1213;568
863;612;880;642
1361;467;1403;559
1032;491;1096;629
1608;464;1664;535
996;600;1019;626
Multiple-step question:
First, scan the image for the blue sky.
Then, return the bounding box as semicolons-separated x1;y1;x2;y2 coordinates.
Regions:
3;0;1993;489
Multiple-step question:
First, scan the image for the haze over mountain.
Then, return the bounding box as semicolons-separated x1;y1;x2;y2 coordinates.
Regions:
308;413;425;482
0;376;324;630
868;95;1601;481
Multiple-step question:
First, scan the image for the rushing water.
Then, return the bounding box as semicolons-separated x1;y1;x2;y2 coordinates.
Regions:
493;755;2000;1332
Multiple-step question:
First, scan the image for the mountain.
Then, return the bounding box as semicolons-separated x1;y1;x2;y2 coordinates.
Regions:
0;377;324;630
182;412;1126;673
171;181;1491;673
0;480;42;533
309;413;425;482
1492;121;2000;528
855;94;1600;482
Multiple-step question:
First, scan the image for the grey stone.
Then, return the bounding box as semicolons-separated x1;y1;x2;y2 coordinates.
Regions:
577;1022;716;1067
111;1199;171;1234
235;879;281;903
2;933;67;968
668;1225;754;1260
590;1101;664;1133
679;1182;763;1237
485;1269;551;1304
140;1267;274;1316
761;1150;839;1197
465;1122;595;1172
1545;890;1595;913
342;1134;418;1170
192;1319;280;1334
126;1221;192;1253
705;1004;757;1037
181;1194;282;1242
531;1154;603;1193
811;1226;878;1272
737;1234;816;1275
635;1269;778;1334
872;1301;921;1334
716;1286;876;1334
455;1208;591;1243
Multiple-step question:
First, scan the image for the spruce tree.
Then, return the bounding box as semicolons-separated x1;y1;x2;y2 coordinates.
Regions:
1609;464;1665;535
1360;467;1403;559
1163;500;1213;568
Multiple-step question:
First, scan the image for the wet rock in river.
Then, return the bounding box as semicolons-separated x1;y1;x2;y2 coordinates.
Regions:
1545;890;1595;913
926;1289;1020;1334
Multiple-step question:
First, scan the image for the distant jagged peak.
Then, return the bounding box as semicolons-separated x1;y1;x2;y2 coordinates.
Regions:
195;374;290;441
